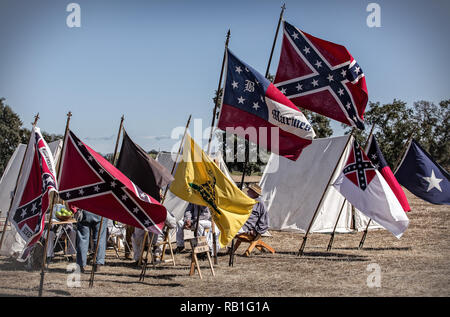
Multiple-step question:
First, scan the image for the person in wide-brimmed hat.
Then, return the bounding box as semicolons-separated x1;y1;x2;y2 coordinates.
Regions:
240;183;269;236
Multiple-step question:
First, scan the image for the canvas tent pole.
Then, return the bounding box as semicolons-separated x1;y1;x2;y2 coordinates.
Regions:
139;115;191;282
0;113;40;250
265;3;285;78
327;123;376;251
89;115;124;288
298;130;354;256
38;111;71;297
358;131;414;249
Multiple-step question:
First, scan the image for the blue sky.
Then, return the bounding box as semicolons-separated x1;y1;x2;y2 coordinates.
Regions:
1;0;449;154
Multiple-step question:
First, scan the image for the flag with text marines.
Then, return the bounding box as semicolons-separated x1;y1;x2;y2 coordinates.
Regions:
217;49;315;161
274;21;368;130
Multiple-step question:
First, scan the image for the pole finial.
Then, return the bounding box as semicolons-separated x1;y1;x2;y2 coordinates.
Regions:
67;111;72;118
32;113;40;125
282;3;286;10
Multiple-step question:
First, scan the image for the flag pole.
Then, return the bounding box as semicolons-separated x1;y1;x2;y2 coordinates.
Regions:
38;111;72;297
207;29;231;155
327;123;375;251
298;129;355;256
228;3;285;262
89;115;124;288
265;3;286;79
206;30;230;265
358;130;414;249
0;113;40;251
139;115;191;282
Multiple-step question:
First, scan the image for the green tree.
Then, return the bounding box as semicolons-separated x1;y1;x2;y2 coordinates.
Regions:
0;98;23;175
343;99;449;170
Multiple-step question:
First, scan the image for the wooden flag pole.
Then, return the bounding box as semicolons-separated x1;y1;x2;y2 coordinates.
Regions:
298;130;355;256
38;111;72;297
358;130;414;249
327;123;376;251
228;3;285;263
0;113;40;251
207;29;231;155
265;3;286;78
139;115;192;282
89;115;124;288
206;30;230;265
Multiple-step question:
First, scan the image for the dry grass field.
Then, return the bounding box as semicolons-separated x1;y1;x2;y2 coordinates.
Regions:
0;190;448;297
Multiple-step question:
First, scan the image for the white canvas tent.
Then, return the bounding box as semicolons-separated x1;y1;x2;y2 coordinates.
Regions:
260;135;382;235
0;140;62;257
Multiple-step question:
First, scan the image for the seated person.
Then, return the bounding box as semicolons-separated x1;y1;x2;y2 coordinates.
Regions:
175;203;219;254
239;184;269;237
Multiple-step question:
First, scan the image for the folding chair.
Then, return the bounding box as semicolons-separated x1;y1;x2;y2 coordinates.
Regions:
233;232;275;257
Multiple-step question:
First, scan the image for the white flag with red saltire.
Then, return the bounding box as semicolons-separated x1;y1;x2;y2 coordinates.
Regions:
9;126;58;261
58;130;167;234
333;139;409;238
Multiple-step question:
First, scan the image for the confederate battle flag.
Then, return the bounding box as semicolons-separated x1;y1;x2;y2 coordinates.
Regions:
58;130;167;234
274;21;368;130
9;126;58;261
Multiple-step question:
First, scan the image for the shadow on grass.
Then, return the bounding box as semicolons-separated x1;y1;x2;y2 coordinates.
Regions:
272;250;369;262
0;286;71;296
334;246;412;251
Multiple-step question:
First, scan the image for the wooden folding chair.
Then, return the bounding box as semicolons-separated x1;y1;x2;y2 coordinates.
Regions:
156;227;176;266
233;232;275;257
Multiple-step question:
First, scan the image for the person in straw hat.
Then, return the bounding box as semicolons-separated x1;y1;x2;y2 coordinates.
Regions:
239;184;269;236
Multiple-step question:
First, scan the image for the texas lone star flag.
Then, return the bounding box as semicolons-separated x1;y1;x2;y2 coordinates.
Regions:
170;134;257;248
333;139;409;238
218;49;315;161
58;130;167;234
274;21;368;130
9;126;58;261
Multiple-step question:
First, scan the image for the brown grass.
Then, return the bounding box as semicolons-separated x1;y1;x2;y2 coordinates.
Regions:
0;190;449;297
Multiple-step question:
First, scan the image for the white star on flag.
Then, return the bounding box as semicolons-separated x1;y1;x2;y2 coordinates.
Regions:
292;32;299;39
312;79;319;87
327;74;334;82
235;66;242;74
94;185;100;192
121;194;128;201
422;170;443;192
341;69;347;77
253;102;260;110
280;88;287;95
231;81;239;89
79;189;84;195
111;181;117;188
338;88;344;96
132;207;139;214
314;60;322;68
21;209;27;218
303;47;310;54
296;83;303;91
237;96;245;104
355;66;361;74
31;203;37;212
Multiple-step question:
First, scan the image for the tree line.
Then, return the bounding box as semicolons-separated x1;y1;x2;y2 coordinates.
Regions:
1;96;448;177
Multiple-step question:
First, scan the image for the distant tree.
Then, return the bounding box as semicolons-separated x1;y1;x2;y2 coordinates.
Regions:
343;99;449;170
0;98;64;176
0;98;23;175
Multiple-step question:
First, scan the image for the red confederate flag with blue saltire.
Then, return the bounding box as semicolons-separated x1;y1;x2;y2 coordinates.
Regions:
58;130;167;234
367;135;411;212
218;49;315;161
274;21;368;130
9;126;58;261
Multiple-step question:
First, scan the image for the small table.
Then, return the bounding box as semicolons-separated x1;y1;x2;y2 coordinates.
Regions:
45;219;77;263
